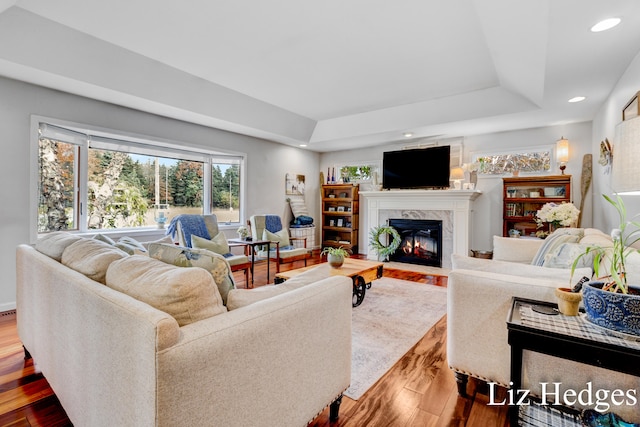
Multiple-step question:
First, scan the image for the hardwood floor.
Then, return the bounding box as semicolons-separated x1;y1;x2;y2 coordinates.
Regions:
0;252;508;427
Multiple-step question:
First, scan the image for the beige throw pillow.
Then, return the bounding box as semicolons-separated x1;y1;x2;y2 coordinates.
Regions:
61;238;128;284
191;232;230;255
106;255;226;326
34;231;84;261
148;243;236;305
263;228;290;248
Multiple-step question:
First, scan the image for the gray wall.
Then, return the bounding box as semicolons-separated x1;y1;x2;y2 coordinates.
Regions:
0;76;320;310
592;49;640;233
321;121;593;253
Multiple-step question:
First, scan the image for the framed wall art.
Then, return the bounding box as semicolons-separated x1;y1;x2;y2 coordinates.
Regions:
285;173;305;195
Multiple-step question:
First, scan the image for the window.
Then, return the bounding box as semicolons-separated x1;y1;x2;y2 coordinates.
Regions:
35;120;245;235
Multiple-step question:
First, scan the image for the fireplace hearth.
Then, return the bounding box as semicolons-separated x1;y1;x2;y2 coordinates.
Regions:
388;219;442;267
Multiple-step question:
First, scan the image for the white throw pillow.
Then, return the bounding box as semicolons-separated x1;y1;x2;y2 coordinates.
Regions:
61;238;128;284
191;232;230;255
263;228;290;248
492;236;544;264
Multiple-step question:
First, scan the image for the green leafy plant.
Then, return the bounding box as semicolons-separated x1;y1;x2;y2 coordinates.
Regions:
321;246;351;258
572;194;640;294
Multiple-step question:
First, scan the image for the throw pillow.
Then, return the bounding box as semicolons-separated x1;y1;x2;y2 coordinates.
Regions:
61;238;128;284
34;231;84;261
141;235;174;250
93;233;116;245
492;236;544;264
531;228;583;266
148;243;236;305
263;228;290;248
191;232;230;255
116;236;148;255
105;255;226;326
541;242;594;269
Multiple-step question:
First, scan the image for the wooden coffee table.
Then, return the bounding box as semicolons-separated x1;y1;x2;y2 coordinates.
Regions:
274;258;383;307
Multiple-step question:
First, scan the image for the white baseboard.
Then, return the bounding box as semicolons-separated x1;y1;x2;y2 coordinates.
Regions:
0;302;16;313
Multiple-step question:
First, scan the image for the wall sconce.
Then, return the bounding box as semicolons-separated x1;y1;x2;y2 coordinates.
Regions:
556;137;569;174
450;167;465;190
612;116;640;194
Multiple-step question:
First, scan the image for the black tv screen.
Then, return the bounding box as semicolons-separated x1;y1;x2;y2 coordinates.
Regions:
382;146;451;189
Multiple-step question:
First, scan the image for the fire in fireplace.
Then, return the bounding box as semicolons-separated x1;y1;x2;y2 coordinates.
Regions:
388;219;442;267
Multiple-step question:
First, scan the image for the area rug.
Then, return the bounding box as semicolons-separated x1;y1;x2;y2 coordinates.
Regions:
346;277;448;400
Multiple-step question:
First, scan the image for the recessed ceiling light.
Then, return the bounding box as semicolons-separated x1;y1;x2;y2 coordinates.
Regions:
403;132;413;138
299;144;307;147
591;18;621;32
568;96;586;103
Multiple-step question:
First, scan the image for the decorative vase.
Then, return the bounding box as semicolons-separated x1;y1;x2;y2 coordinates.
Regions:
327;254;344;268
555;287;582;316
583;281;640;336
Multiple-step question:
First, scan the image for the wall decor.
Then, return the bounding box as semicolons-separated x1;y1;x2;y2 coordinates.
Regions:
598;138;612;174
473;147;552;175
285;173;305;195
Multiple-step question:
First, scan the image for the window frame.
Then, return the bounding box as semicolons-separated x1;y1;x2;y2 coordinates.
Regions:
30;116;246;243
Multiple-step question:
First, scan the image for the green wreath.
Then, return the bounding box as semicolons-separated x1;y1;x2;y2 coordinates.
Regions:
369;225;401;260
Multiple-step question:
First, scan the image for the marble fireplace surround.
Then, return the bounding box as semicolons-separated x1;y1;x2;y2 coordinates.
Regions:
359;190;481;269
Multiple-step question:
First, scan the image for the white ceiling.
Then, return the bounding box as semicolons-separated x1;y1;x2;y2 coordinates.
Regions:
1;0;640;152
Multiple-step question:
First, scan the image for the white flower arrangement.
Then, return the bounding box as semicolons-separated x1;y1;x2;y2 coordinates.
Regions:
237;225;249;238
535;202;580;228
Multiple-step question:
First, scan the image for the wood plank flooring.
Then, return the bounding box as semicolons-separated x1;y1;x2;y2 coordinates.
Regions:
0;252;509;427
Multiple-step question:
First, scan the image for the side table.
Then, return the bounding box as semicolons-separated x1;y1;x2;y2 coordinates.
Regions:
507;297;640;426
228;239;271;286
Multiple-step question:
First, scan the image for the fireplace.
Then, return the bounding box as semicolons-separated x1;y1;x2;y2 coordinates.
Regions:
388;219;442;267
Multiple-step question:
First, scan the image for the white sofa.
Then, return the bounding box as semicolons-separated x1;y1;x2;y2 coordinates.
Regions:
447;228;640;422
16;234;352;427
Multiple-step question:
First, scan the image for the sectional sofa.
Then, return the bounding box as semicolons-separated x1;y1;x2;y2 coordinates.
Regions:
16;232;352;427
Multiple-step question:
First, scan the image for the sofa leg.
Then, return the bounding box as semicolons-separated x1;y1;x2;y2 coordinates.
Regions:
454;372;468;397
23;345;32;360
329;394;343;421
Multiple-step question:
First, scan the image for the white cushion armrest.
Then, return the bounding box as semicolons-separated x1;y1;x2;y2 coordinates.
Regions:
447;269;567;386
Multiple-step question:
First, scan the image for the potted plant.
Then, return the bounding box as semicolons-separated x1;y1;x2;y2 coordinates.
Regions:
321;246;350;268
571;194;640;336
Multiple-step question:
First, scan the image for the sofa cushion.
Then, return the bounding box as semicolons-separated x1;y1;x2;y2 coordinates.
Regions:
191;233;231;256
541;242;594;269
148;243;235;305
492;236;543;263
115;236;148;255
61;238;128;284
227;266;327;310
106;255;226;326
579;228;613;247
530;228;583;266
263;228;291;248
34;231;84;261
141;235;174;250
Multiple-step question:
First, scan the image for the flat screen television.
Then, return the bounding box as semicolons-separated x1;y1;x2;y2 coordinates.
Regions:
382;146;451;189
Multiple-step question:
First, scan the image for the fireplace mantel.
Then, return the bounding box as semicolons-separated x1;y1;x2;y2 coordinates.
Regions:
359;189;481;264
